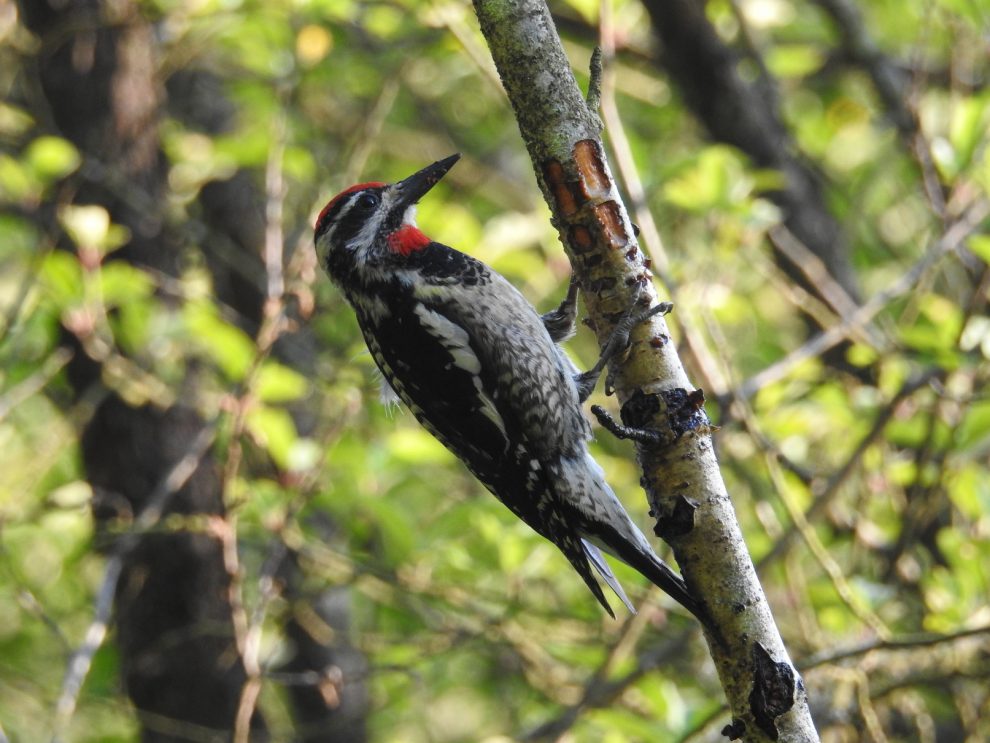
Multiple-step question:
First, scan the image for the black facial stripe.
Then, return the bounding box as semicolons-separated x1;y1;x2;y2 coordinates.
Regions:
315;194;353;239
315;185;386;242
334;207;375;248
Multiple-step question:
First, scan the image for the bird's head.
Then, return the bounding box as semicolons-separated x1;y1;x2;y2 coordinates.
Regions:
314;153;460;284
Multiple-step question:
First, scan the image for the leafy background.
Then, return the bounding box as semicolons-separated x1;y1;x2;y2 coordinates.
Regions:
0;0;988;740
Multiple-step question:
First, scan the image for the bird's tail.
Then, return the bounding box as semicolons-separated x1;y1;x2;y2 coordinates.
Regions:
619;541;702;620
582;539;635;614
551;453;704;620
557;533;617;618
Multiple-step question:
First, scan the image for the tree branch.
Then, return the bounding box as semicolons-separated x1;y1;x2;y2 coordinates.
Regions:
472;1;819;740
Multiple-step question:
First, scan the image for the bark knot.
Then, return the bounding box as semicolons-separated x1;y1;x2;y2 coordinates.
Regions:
749;643;797;740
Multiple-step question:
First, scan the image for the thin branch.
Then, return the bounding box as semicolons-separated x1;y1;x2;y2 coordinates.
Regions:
641;0;860;303
768;225;880;345
755;368;942;571
263;106;288;303
51;557;123;742
761;427;891;639
233;537;291;743
812;0;915;134
740;199;990;398
800;624;990;671
522;624;696;741
231;104;295;742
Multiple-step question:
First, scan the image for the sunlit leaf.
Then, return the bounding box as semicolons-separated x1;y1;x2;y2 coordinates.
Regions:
956;400;990;453
296;24;333;66
257;360;308;402
246;404;298;470
38;251;84;307
181;300;255;381
949;92;990;173
765;44;824;78
968;234;990;263
25;136;80;182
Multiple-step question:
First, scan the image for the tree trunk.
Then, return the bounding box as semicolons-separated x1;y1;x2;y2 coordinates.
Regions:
21;1;365;738
19;0;264;737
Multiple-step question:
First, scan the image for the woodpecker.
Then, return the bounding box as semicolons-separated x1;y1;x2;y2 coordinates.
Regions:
315;154;700;620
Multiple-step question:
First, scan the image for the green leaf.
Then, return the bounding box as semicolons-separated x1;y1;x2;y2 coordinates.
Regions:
182;300;255;381
0;154;37;200
99;263;155;307
364;4;404;39
846;343;879;367
361;497;416;566
898;293;963;364
58;204;131;255
25;136;80;182
0;215;39;260
38;251;84;308
246;404;298;470
558;0;598;23
956;399;990;452
765;44;824;78
662;146;747;211
385;426;450;465
257;360;309;402
0;101;34;136
947;463;990;520
968;234;990;263
960;315;990;356
949;92;990;173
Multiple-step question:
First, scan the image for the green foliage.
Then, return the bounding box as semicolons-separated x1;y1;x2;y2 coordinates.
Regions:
1;0;988;740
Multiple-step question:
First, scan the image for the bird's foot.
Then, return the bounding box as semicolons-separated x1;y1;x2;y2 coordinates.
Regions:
575;300;672;402
591;404;665;445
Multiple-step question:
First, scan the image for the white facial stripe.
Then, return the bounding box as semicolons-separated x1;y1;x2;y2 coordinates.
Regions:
351;207;383;253
349;187;401;263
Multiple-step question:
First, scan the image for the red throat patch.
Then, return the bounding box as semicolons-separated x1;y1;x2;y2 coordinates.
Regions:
388;225;431;256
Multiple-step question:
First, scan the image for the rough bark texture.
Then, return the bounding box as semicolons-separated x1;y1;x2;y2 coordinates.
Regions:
472;1;819;740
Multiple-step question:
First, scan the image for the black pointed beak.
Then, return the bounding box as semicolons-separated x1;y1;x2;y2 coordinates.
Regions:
393;154;460;209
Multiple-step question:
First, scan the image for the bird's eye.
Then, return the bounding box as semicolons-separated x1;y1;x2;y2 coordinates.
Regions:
356;192;380;209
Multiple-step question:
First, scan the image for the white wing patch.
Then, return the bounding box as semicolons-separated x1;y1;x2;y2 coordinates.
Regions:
412;304;507;439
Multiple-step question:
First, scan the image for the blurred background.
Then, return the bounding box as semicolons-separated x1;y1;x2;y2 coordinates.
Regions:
0;0;988;740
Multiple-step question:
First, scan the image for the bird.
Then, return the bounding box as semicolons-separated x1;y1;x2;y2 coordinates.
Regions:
314;153;700;619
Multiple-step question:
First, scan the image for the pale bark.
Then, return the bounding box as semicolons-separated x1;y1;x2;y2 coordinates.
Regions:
472;1;820;740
